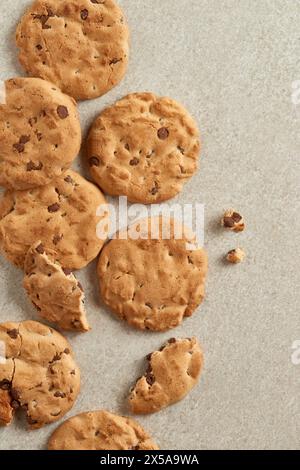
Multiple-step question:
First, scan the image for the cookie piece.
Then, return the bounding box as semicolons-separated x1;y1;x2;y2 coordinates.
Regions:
221;209;245;233
226;248;245;264
0;77;81;190
129;337;203;414
0;170;108;270
0;320;80;429
16;0;129;101
23;242;89;332
87;93;200;203
97;217;208;331
48;410;158;450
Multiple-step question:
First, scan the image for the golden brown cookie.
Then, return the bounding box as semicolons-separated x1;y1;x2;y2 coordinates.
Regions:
87;93;200;203
0;320;80;429
0;170;108;270
48;410;159;450
23;242;89;332
97;218;208;331
0;77;81;190
129;337;203;414
16;0;129;101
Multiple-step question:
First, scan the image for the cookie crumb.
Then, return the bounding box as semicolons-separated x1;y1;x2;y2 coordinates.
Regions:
221;209;245;232
226;248;245;264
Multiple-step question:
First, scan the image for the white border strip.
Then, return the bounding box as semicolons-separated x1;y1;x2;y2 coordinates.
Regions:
0;340;6;364
0;80;6;105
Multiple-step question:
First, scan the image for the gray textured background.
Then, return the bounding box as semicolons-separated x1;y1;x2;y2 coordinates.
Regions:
0;0;300;450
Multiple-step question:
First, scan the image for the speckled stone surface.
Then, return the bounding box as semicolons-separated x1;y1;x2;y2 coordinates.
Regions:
0;0;299;450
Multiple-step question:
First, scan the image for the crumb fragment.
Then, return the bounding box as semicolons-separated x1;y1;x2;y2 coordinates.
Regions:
226;248;245;264
221;209;245;232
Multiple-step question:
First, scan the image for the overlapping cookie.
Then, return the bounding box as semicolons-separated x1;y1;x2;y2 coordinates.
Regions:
98;217;208;331
0;320;80;429
87;93;200;203
129;337;203;414
0;170;108;270
0;77;81;190
16;0;129;101
48;410;159;450
23;242;89;332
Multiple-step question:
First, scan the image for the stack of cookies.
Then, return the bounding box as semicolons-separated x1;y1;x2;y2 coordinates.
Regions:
0;0;208;450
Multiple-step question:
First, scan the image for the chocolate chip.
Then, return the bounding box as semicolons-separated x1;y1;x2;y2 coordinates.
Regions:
168;338;176;344
36;243;45;254
130;158;139;166
48;203;60;213
13;143;24;153
146;373;155;386
64;175;75;184
89;156;100;167
57;105;69;119
28;117;37;126
53;234;63;245
232;212;242;223
150;182;159;195
146;353;153;361
26;161;43;171
54;391;66;398
19;135;30;144
64;348;70;355
62;268;72;276
70;370;76;375
109;58;121;65
223;217;235;228
145;302;153;309
36;132;43;141
7;329;18;339
157;127;169;140
52;352;62;362
124;143;130;151
36;44;43;50
80;9;89;20
0;379;11;390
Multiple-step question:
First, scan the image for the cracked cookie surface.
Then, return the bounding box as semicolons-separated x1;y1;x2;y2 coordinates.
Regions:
0;170;108;270
0;77;81;190
48;410;159;450
16;0;129;101
87;93;200;203
0;320;80;429
23;242;89;332
129;337;203;414
97;217;208;331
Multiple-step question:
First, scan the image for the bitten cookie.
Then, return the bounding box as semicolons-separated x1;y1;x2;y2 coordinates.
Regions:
16;0;129;101
23;242;89;332
0;170;108;270
97;217;208;331
129;338;203;414
0;320;80;429
0;77;81;190
87;93;200;203
48;410;159;450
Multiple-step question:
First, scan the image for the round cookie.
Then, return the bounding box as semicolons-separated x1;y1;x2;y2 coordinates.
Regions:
97;217;208;331
0;77;81;190
0;320;80;429
129;337;203;414
48;410;159;450
16;0;129;101
86;92;200;203
23;242;89;332
0;170;108;270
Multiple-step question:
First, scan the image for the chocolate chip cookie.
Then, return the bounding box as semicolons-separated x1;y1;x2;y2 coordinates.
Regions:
97;217;208;331
16;0;129;101
129;337;203;414
0;77;81;190
48;410;159;450
0;320;80;429
86;93;200;203
23;242;89;332
0;170;108;270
